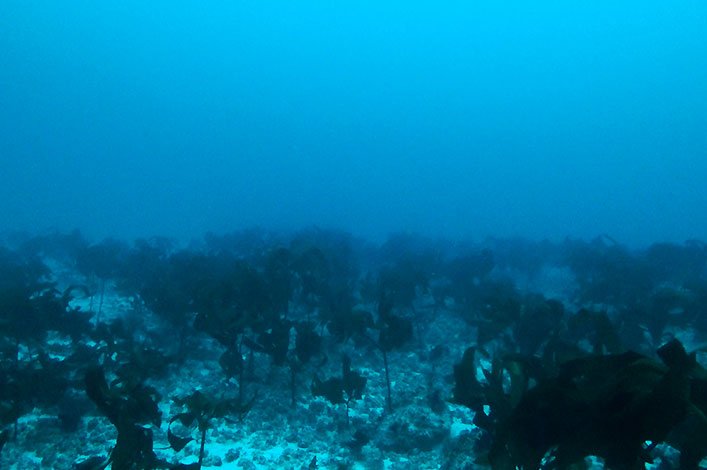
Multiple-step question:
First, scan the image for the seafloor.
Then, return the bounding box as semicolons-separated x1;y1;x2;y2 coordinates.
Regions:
1;231;706;469
3;282;481;469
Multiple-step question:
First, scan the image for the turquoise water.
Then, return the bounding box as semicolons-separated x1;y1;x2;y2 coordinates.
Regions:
1;2;707;468
1;1;706;244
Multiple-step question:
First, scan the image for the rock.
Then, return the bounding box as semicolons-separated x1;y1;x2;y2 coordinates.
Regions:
443;430;481;469
237;457;257;469
375;405;450;453
203;454;222;466
225;448;240;463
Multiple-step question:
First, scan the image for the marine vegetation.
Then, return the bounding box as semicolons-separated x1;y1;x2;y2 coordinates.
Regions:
311;355;367;424
1;230;707;468
453;339;707;469
168;390;255;468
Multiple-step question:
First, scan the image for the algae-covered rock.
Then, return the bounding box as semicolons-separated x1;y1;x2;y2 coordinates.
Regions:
376;405;449;453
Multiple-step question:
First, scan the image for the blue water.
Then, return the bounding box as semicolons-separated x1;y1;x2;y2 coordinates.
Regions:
1;1;706;244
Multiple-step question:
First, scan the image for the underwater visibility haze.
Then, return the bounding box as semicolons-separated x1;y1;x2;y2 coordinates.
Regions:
4;2;707;470
1;0;706;244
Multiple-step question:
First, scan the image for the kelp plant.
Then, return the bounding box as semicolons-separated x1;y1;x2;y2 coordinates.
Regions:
454;339;707;469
